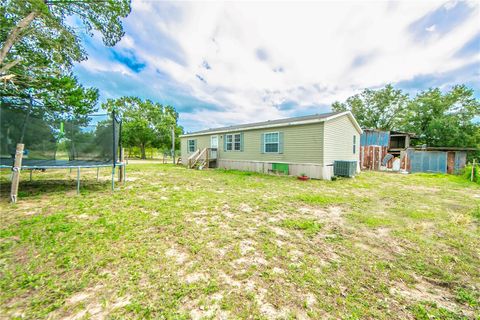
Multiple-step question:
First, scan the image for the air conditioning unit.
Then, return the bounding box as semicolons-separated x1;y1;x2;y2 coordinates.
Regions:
334;160;357;177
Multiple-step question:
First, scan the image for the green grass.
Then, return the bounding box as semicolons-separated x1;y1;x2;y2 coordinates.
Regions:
0;165;479;319
294;193;344;206
281;219;322;236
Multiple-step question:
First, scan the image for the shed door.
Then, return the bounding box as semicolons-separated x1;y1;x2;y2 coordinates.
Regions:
447;152;455;174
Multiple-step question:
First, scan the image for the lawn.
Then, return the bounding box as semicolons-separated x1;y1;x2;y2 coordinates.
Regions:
1;164;479;319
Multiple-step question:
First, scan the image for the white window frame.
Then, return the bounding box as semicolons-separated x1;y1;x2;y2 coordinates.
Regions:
226;133;241;151
264;132;280;153
188;139;196;153
225;134;233;151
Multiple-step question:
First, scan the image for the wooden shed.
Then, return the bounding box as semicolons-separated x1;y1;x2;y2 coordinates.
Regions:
360;129;415;171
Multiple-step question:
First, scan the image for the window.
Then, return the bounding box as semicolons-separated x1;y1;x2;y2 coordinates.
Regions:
234;134;241;151
264;132;279;153
226;134;233;151
225;133;242;151
188;139;196;152
353;135;356;154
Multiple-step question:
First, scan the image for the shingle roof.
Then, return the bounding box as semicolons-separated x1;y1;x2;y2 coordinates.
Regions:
182;111;343;136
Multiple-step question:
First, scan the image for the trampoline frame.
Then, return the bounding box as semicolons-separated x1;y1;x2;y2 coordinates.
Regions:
1;162;126;195
2;110;126;200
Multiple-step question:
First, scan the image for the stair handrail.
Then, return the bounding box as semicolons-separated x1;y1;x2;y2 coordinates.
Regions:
187;149;200;168
193;148;207;163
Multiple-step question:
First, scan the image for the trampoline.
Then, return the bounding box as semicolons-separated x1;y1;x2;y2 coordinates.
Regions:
1;103;125;201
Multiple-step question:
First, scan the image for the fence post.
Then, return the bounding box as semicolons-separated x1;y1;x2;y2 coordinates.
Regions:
472;159;476;182
10;143;24;203
119;147;125;182
77;167;81;195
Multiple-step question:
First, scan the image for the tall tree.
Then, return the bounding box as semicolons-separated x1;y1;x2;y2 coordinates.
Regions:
0;0;131;114
103;97;183;159
332;84;408;130
402;85;480;148
1;0;131;75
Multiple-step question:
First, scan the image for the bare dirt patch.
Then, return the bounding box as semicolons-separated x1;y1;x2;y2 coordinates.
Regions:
165;246;189;264
181;292;229;320
270;226;289;237
239;239;256;255
299;206;345;226
391;277;472;317
52;285;131;320
185;272;209;284
256;287;289;319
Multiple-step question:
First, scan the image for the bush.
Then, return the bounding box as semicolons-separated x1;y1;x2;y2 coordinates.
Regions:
463;164;479;184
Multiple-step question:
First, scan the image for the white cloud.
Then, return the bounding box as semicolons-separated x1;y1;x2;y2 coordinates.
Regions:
77;0;480;131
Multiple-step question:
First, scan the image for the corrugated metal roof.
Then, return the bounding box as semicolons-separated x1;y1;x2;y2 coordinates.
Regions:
182;111;343;136
410;146;477;151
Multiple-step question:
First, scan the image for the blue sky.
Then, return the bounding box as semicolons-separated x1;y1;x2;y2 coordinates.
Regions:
73;0;480;132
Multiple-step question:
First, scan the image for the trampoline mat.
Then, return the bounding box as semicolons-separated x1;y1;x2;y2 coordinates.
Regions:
0;158;122;169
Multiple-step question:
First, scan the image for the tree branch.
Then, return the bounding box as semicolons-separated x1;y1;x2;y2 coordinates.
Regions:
0;11;39;67
0;59;21;75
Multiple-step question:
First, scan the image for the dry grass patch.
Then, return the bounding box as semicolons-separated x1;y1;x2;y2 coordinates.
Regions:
1;165;479;319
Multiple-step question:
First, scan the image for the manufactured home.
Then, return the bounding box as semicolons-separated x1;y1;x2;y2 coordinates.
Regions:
180;111;362;180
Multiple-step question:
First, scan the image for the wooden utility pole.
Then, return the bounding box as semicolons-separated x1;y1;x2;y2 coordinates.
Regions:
171;126;175;164
10;143;24;203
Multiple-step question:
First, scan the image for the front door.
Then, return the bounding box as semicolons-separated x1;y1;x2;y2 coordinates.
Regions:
210;136;218;159
447;152;455;174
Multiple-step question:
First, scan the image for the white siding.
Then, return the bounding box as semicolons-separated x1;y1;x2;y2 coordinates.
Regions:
323;114;361;169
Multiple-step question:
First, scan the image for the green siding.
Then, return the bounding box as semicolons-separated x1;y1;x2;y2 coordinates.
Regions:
180;135;211;160
181;122;324;165
323;114;360;165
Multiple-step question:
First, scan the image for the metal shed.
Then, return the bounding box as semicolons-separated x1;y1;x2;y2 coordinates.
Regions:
406;147;469;174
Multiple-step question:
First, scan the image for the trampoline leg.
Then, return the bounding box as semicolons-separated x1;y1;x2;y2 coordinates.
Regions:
29;170;32;182
111;166;115;191
96;167;99;182
76;167;80;195
123;165;126;185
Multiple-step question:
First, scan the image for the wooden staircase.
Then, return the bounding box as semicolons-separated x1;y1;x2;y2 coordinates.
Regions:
187;148;217;169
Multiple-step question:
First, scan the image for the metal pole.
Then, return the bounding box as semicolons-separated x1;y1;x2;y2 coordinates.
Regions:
119;148;124;182
172;125;175;164
96;167;99;182
29;170;32;182
123;164;126;185
111;165;115;191
112;110;116;165
19;97;32;144
76;167;80;195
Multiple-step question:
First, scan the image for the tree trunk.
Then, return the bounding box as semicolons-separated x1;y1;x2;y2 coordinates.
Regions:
0;11;38;71
140;143;146;159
